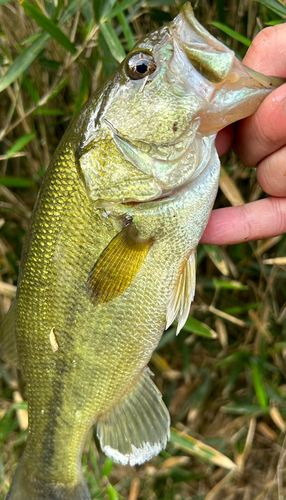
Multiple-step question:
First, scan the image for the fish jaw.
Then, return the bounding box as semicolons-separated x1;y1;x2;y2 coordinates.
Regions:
171;2;285;135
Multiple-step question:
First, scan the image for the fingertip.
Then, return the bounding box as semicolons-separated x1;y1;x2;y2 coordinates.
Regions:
243;24;286;77
234;83;286;167
234;24;286;167
200;198;286;245
256;144;286;197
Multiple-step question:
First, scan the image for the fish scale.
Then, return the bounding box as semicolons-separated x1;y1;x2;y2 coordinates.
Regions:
1;3;285;499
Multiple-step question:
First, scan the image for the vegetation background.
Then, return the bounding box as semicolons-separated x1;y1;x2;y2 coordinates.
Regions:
0;0;286;498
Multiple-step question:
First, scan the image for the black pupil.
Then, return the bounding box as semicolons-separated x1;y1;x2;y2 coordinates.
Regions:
136;61;148;74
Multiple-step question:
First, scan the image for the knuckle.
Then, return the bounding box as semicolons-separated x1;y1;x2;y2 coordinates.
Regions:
270;197;286;234
241;204;254;241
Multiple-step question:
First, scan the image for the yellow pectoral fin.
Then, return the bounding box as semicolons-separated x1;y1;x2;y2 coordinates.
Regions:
87;224;153;305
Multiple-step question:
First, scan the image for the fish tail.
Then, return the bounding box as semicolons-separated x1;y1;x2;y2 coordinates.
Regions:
6;459;91;500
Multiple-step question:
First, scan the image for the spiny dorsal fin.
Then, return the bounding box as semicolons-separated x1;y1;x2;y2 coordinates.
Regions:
97;367;170;465
0;299;20;368
87;224;153;305
166;251;196;334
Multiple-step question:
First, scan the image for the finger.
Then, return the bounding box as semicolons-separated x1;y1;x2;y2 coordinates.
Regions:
234;24;286;167
257;145;286;197
243;24;286;76
215;124;235;157
234;84;286;167
200;197;286;245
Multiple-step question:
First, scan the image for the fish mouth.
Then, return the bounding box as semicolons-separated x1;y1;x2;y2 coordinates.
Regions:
171;2;285;135
179;2;285;88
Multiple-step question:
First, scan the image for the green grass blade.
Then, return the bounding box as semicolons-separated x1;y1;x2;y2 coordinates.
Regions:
117;10;136;50
46;76;70;103
0;0;12;5
211;22;252;46
106;484;119;500
213;278;248;290
32;108;66;116
101;457;113;478
21;1;77;55
170;428;237;470
156;328;176;349
222;404;263;415
203;244;229;276
223;302;261;315
254;0;286;17
103;0;139;21
11;402;28;411
21;33;42;45
146;0;176;5
100;21;126;63
94;0;117;22
251;359;268;410
59;0;91;25
22;75;40;103
215;0;226;23
6;133;36;159
0;412;18;444
54;0;66;18
0;32;50;93
265;19;284;25
73;66;90;117
182;317;218;339
0;177;35;188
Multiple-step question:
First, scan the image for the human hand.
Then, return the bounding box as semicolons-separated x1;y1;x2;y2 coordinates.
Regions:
201;23;286;245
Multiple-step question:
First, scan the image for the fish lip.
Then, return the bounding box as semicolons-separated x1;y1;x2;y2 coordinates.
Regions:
241;63;286;88
172;3;285;92
168;3;285;136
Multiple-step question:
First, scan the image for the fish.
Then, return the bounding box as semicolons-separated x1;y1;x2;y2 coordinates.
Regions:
1;3;284;500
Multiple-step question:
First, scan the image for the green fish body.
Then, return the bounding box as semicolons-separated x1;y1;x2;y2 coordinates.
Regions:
1;4;284;500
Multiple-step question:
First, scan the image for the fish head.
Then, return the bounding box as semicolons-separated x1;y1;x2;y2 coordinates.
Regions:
78;3;284;203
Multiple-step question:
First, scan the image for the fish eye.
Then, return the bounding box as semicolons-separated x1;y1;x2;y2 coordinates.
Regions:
127;52;157;80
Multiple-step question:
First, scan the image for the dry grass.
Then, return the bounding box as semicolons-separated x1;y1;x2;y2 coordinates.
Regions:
0;1;286;499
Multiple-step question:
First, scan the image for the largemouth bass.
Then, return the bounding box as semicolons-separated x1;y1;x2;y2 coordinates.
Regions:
1;3;284;500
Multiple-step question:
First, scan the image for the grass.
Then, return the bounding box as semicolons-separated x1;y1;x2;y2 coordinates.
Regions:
0;0;286;499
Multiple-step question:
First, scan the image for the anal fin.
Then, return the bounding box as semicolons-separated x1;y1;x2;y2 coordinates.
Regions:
166;251;196;335
97;367;170;466
0;300;20;368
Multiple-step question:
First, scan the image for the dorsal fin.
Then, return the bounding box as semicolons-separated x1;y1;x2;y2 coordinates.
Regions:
166;252;196;334
0;299;20;368
87;224;153;305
